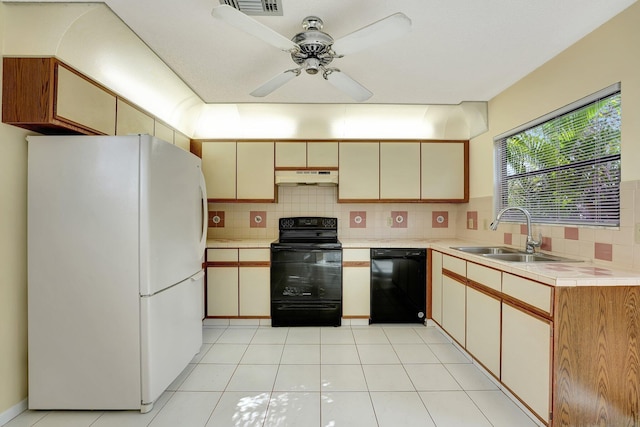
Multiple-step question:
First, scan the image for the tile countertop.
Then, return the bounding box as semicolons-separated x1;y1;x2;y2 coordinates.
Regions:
207;238;640;287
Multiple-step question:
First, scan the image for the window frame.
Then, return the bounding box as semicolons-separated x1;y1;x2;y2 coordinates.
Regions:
493;83;621;227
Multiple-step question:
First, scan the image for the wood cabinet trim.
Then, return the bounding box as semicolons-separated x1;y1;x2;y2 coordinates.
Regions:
343;261;370;268
502;295;553;322
467;279;502;300
442;268;466;284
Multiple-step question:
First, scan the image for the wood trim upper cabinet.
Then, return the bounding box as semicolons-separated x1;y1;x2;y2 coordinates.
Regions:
275;141;339;169
116;98;154;136
237;141;275;202
338;142;380;202
421;141;469;202
2;57;116;135
379;142;421;200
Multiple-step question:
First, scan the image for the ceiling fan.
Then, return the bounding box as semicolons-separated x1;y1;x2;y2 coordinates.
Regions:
211;5;411;102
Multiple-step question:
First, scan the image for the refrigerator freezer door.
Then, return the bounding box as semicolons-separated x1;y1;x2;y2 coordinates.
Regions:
139;136;207;296
140;271;204;410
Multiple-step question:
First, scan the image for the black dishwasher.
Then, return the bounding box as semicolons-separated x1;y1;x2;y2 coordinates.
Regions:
370;248;427;324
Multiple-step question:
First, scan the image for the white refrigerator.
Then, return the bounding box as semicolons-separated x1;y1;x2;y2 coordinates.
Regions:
27;134;207;412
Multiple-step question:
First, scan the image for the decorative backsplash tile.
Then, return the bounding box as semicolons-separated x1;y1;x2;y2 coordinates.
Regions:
564;227;579;240
250;211;266;228
432;211;449;228
504;233;512;245
209;211;225;228
391;211;408;228
595;242;613;261
350;211;367;228
541;236;552;251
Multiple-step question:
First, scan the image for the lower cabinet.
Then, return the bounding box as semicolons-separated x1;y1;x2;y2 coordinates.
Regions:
207;265;238;317
206;248;270;318
501;302;551;421
342;248;371;318
430;251;443;323
442;275;466;346
465;285;501;377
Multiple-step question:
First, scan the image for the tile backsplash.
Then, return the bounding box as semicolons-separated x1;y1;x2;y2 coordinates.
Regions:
207;186;457;241
456;180;640;270
207;181;640;271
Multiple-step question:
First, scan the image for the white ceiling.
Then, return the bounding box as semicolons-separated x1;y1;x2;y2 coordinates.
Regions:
3;0;637;105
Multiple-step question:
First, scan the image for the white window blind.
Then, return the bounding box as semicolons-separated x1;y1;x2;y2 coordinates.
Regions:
494;84;621;226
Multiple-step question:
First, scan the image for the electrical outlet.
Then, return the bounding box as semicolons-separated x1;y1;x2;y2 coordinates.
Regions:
468;218;474;229
386;217;393;227
635;223;640;244
483;219;489;230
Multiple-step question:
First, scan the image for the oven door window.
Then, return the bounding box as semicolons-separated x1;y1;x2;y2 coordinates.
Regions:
271;249;342;301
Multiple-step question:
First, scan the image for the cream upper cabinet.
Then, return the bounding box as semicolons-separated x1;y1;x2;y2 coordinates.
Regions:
421;141;467;201
201;141;237;200
307;142;338;168
237;142;275;201
115;99;154;136
56;65;116;135
154;120;174;144
276;141;338;168
275;142;307;168
174;132;191;152
339;142;379;201
380;142;421;200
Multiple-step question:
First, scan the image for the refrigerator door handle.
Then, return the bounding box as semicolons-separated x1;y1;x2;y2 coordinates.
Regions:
198;170;208;255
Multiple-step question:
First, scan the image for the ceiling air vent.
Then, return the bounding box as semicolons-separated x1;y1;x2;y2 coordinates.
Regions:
220;0;283;16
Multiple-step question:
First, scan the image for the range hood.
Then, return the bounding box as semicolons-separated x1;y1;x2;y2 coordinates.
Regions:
275;170;338;186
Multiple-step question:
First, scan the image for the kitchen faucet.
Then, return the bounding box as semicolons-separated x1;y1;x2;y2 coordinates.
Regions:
490;207;541;254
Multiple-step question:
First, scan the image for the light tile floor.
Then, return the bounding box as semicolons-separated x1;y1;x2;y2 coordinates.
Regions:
5;325;541;427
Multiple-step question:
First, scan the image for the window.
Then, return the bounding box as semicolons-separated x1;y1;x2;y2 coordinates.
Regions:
494;84;621;227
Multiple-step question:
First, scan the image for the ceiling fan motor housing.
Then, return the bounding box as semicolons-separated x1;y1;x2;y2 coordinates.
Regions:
291;16;335;74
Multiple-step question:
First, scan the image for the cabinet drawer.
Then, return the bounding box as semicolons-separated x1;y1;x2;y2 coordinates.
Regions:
442;254;466;277
206;248;239;262
343;248;370;262
502;273;552;314
239;248;270;263
467;262;501;292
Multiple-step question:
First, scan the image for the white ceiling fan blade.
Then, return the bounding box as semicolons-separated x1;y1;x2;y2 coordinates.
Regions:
332;12;411;55
325;71;372;102
212;5;298;52
250;70;300;97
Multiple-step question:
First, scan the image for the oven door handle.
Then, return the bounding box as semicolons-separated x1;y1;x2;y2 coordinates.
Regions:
271;246;340;253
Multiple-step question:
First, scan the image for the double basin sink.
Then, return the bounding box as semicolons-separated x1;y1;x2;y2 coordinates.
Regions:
451;246;580;263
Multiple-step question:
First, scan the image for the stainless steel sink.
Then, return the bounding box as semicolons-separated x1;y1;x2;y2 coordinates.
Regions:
482;253;580;263
450;246;520;255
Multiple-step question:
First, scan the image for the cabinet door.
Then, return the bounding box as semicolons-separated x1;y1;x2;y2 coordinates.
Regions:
430;251;443;324
56;65;116;135
466;286;501;376
307;142;338;168
237;142;275;201
206;266;239;316
421;142;467;201
342;248;370;317
339;142;379;200
174;132;191;152
116;99;154;136
502;303;551;421
201;142;236;200
239;267;270;316
238;249;271;316
442;274;466;345
380;142;420;200
154;120;174;144
275;142;306;167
